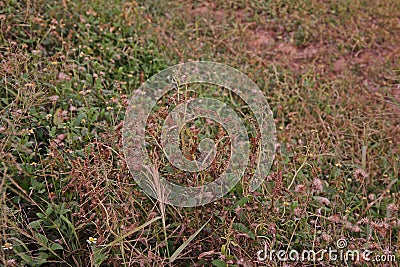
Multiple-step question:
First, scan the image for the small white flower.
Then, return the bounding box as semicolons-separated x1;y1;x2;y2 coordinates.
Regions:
24;82;35;87
2;242;13;250
86;237;97;245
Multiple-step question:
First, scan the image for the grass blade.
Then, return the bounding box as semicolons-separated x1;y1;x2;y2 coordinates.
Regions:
106;216;161;247
170;217;212;263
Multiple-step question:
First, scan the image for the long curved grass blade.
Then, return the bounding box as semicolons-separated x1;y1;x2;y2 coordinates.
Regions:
105;216;161;247
170;217;212;263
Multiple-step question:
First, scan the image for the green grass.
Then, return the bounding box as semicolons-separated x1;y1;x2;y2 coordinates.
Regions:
1;0;399;266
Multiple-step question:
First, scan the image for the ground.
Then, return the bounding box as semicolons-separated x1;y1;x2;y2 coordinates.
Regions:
0;0;399;266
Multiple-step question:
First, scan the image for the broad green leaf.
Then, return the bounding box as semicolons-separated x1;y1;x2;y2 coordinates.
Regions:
45;206;53;216
35;233;48;246
232;197;248;208
232;223;255;240
212;259;227;267
50;243;63;250
15;251;33;265
28;219;43;229
93;247;109;267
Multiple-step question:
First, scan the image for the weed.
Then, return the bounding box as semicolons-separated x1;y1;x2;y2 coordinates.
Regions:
1;0;399;266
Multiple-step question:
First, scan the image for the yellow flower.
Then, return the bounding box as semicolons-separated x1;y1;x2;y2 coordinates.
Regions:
81;119;86;124
335;163;342;167
87;237;97;245
106;106;113;111
2;242;13;250
46;114;52;120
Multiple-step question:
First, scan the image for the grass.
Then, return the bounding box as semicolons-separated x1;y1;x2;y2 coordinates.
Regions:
0;0;399;266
